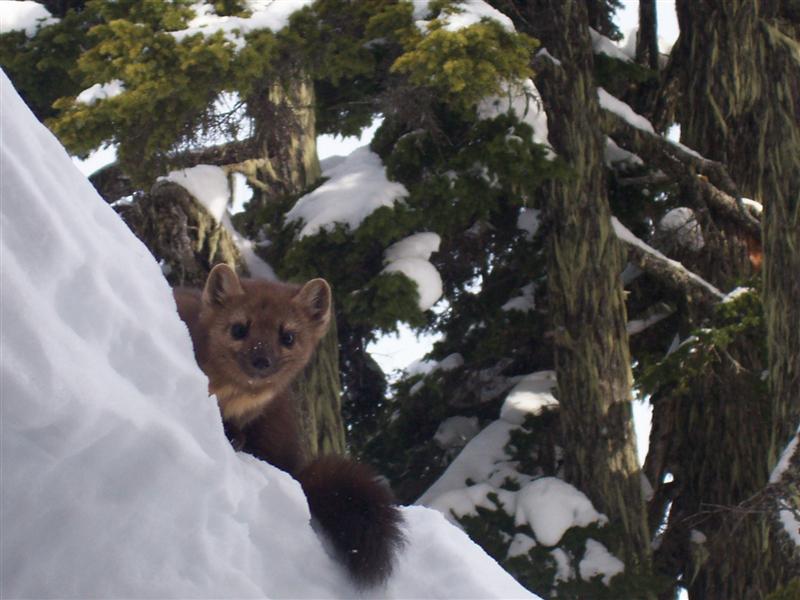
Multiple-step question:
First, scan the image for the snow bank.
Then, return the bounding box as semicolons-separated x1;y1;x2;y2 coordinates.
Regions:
0;70;536;599
0;0;58;37
286;145;407;239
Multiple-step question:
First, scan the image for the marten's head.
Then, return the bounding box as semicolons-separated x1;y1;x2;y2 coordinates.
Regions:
197;263;331;421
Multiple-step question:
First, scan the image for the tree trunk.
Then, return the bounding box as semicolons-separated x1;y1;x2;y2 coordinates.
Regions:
235;71;343;460
500;0;652;574
117;180;246;287
294;313;346;457
234;72;321;208
652;2;800;597
121;72;344;462
636;0;659;71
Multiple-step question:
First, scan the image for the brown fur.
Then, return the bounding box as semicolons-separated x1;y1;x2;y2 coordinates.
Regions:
173;264;404;586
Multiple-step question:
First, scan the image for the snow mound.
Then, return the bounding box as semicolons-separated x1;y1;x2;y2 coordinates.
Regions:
76;80;126;105
515;478;608;547
286;145;407;239
164;164;230;222
383;232;443;311
0;70;537;599
0;0;58;37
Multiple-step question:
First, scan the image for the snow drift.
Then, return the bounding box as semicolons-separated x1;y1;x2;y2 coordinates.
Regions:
0;70;537;599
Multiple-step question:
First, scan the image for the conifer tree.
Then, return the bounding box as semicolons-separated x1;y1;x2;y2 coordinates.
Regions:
3;1;797;598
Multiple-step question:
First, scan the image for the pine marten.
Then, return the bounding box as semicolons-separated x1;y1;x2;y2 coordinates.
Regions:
173;263;404;586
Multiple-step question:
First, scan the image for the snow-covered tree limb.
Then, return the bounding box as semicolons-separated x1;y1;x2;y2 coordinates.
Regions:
611;217;724;308
602;108;761;239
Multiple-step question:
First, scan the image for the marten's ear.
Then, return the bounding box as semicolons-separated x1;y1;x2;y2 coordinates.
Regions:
295;278;331;330
202;263;244;307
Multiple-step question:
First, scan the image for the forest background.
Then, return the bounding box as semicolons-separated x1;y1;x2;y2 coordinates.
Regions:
1;1;798;599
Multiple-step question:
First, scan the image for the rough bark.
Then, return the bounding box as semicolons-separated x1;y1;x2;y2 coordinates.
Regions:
499;0;652;572
294;314;346;458
649;3;800;598
117;180;246;287
119;72;344;461
237;72;342;459
237;73;321;207
636;0;659;70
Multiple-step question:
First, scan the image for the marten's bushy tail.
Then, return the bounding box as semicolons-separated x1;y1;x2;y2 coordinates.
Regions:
298;455;405;587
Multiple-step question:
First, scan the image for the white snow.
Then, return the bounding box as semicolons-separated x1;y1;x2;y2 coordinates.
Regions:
626;307;673;335
502;282;536;313
597;88;656;134
578;539;624;585
658;207;705;251
286;145;407;238
508;533;537;558
611;217;724;299
172;0;314;48
75;80;126;105
770;429;799;484
420;370;609;553
0;1;58;37
407;352;464;378
517;207;541;240
500;371;557;425
478;79;551;153
769;429;800;548
722;286;753;304
550;548;575;582
515;478;609;547
590;28;632;62
605;136;644;167
164;164;230;222
741;197;763;215
163;164;275;279
435;416;481;450
418;417;521;507
689;529;707;544
383;232;443;311
384;231;441;264
415;0;514;33
0;69;538;600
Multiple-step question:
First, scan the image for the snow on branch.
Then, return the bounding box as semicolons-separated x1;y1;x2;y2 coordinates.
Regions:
611;217;725;307
600;98;760;239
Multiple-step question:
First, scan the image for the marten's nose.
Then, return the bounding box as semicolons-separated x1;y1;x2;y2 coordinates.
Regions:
250;354;271;371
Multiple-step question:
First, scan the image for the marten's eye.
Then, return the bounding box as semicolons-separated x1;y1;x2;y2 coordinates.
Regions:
280;328;295;348
230;322;249;340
